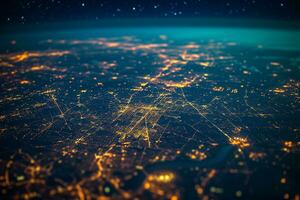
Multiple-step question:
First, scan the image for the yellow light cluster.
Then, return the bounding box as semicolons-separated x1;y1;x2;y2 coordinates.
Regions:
282;141;299;152
143;171;176;197
187;150;207;160
9;50;70;62
229;137;250;148
144;171;175;186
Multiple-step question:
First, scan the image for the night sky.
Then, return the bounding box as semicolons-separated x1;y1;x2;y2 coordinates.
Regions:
1;0;300;25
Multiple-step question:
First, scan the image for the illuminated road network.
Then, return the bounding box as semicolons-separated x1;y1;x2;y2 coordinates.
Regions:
0;27;299;199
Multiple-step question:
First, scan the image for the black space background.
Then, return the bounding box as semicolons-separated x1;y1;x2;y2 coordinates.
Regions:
0;0;300;26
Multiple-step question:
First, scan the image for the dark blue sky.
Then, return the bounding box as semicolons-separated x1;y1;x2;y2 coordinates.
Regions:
1;0;300;25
